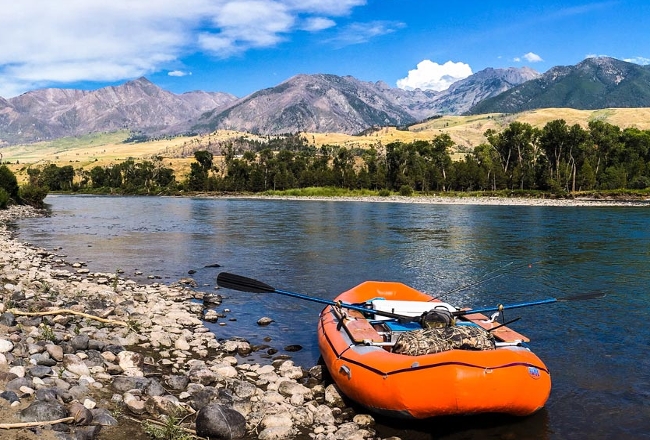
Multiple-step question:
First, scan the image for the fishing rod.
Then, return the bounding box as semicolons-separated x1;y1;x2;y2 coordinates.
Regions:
437;260;544;302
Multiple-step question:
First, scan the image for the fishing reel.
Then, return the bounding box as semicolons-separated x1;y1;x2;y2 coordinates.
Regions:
419;307;455;328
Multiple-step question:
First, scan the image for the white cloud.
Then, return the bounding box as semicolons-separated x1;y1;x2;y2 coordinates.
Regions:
0;0;366;97
624;56;650;65
327;21;405;47
283;0;366;15
514;52;543;63
523;52;544;62
397;60;473;92
302;17;336;32
168;70;192;77
198;1;295;57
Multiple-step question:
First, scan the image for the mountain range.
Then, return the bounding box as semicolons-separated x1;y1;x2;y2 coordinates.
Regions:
468;57;650;114
0;57;648;146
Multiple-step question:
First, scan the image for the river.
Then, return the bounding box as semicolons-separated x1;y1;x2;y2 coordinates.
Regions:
13;194;650;440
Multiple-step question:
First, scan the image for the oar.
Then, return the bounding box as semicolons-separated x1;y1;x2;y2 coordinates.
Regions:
216;272;419;322
454;292;605;317
217;272;605;322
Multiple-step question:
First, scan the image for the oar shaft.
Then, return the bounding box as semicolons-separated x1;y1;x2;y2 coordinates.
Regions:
457;298;557;316
276;288;415;320
217;272;415;321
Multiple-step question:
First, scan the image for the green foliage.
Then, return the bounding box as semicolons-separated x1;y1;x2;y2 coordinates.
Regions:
263;186;378;197
85;158;176;193
0;188;9;209
123;131;151;143
19;184;49;207
183;120;650;196
0;165;19;201
35;164;75;190
378;189;391;197
112;270;120;291
399;185;414;196
38;323;56;342
142;415;193;440
187;150;214;191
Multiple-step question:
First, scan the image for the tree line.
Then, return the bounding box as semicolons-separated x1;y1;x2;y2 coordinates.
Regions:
6;118;650;202
186;119;650;194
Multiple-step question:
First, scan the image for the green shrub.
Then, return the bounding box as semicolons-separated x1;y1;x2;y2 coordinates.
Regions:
0;188;9;209
19;184;49;207
399;185;414;196
378;189;391;197
0;165;19;200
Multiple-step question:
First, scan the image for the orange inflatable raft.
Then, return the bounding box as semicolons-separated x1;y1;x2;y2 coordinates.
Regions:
317;281;551;419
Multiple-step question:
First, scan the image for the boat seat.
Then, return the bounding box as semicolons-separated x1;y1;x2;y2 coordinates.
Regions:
336;309;384;343
462;311;530;343
371;299;457;321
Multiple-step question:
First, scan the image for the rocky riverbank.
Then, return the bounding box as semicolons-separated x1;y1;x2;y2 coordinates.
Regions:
0;205;390;440
237;194;650;207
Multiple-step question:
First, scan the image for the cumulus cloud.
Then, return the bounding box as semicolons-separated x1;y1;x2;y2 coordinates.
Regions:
168;70;191;77
199;1;295;57
0;0;367;97
523;52;544;62
397;60;473;92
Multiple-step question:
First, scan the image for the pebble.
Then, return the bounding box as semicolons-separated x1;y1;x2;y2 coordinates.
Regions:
0;205;384;440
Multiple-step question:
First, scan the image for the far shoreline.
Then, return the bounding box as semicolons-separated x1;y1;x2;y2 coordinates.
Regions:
44;191;650;207
215;193;650;207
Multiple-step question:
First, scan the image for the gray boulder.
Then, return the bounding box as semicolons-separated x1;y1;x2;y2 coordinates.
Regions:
20;400;68;422
195;404;246;439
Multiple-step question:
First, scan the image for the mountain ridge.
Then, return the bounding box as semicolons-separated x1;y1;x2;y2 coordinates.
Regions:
2;57;649;146
0;78;237;145
192;67;537;135
467;57;650;114
1;66;534;144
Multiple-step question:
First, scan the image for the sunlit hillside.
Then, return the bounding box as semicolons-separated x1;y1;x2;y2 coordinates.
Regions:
3;108;650;184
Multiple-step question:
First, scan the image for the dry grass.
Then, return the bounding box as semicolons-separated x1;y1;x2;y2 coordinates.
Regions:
4;108;650;185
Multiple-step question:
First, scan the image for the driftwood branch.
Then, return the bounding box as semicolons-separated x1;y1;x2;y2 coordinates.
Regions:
8;308;129;326
0;417;75;429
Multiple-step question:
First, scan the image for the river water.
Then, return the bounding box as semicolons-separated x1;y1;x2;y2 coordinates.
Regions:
13;195;650;440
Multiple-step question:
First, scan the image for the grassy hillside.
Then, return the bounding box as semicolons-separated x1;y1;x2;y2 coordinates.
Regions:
3;108;650;184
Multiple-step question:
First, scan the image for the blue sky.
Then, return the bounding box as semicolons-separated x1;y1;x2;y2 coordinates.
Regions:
0;1;648;99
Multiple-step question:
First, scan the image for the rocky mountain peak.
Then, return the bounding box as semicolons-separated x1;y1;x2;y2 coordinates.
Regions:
468;57;650;114
0;78;238;145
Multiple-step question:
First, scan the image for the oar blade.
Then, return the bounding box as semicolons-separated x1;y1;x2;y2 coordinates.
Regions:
217;272;275;294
